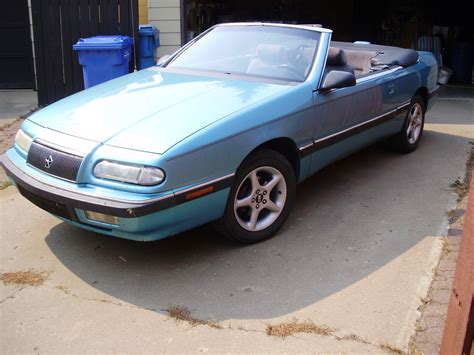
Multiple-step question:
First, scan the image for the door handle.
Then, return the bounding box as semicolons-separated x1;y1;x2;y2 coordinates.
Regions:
388;89;395;95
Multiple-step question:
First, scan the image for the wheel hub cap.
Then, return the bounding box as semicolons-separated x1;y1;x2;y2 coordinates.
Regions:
233;166;287;232
406;102;423;144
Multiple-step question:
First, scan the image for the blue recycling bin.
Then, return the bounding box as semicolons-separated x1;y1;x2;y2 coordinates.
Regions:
138;25;160;70
73;35;133;88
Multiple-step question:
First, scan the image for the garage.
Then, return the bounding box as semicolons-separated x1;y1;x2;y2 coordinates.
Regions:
170;0;472;83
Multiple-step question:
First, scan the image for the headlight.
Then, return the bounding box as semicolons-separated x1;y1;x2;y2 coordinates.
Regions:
93;160;165;186
15;130;33;153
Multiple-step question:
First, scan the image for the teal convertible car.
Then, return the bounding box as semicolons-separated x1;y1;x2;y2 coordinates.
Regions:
1;23;439;243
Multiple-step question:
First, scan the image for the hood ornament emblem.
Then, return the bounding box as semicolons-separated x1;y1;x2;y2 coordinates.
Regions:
45;155;54;169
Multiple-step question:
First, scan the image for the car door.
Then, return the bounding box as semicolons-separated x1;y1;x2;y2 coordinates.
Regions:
307;70;399;175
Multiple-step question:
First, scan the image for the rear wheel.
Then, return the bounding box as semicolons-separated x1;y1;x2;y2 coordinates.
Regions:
390;94;425;153
215;149;296;244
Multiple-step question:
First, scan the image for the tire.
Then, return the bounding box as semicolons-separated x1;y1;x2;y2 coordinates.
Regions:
214;149;296;244
390;94;425;153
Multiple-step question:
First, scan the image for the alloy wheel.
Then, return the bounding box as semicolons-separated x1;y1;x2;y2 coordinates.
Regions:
233;166;287;231
407;102;423;144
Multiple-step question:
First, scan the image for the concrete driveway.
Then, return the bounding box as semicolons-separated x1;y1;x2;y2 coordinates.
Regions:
0;90;37;126
1;87;473;353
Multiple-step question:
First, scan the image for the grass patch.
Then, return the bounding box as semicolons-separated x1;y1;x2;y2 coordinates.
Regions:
166;305;222;329
450;178;469;202
420;296;431;305
380;342;403;354
446;209;461;224
446;149;473;224
441;237;452;256
0;269;49;286
266;319;335;338
0;181;12;190
408;341;424;355
450;147;473;203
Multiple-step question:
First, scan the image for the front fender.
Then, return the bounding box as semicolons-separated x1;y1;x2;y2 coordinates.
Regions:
161;82;315;191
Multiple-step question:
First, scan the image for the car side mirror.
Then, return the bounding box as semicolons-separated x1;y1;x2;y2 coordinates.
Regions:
319;70;356;91
157;55;171;66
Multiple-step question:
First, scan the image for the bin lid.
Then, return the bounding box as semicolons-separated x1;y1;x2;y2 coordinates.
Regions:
139;25;159;36
73;36;133;50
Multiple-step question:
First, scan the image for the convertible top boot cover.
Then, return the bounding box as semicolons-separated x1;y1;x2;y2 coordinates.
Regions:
332;41;419;68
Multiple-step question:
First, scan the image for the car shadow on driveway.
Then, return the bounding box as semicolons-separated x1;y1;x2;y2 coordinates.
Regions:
44;129;472;321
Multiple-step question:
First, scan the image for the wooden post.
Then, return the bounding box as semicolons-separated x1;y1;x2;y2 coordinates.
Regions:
441;178;474;354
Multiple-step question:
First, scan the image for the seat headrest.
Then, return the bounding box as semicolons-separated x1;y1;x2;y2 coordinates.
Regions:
256;44;286;64
327;47;347;66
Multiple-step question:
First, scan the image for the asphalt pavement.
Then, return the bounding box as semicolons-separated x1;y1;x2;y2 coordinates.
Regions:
0;86;473;353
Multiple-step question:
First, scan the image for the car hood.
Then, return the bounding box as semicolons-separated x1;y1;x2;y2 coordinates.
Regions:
28;68;290;154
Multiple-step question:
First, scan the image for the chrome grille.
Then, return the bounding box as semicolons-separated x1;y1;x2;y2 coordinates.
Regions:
27;141;83;182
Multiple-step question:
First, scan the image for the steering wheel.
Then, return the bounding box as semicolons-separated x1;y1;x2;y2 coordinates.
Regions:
293;44;311;66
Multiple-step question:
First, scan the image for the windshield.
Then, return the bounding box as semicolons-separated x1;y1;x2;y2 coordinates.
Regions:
166;25;321;82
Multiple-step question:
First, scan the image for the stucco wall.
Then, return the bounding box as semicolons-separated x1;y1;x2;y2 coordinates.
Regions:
148;0;182;57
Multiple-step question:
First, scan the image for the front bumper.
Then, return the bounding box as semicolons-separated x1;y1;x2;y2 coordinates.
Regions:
1;152;233;241
1;152;176;219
